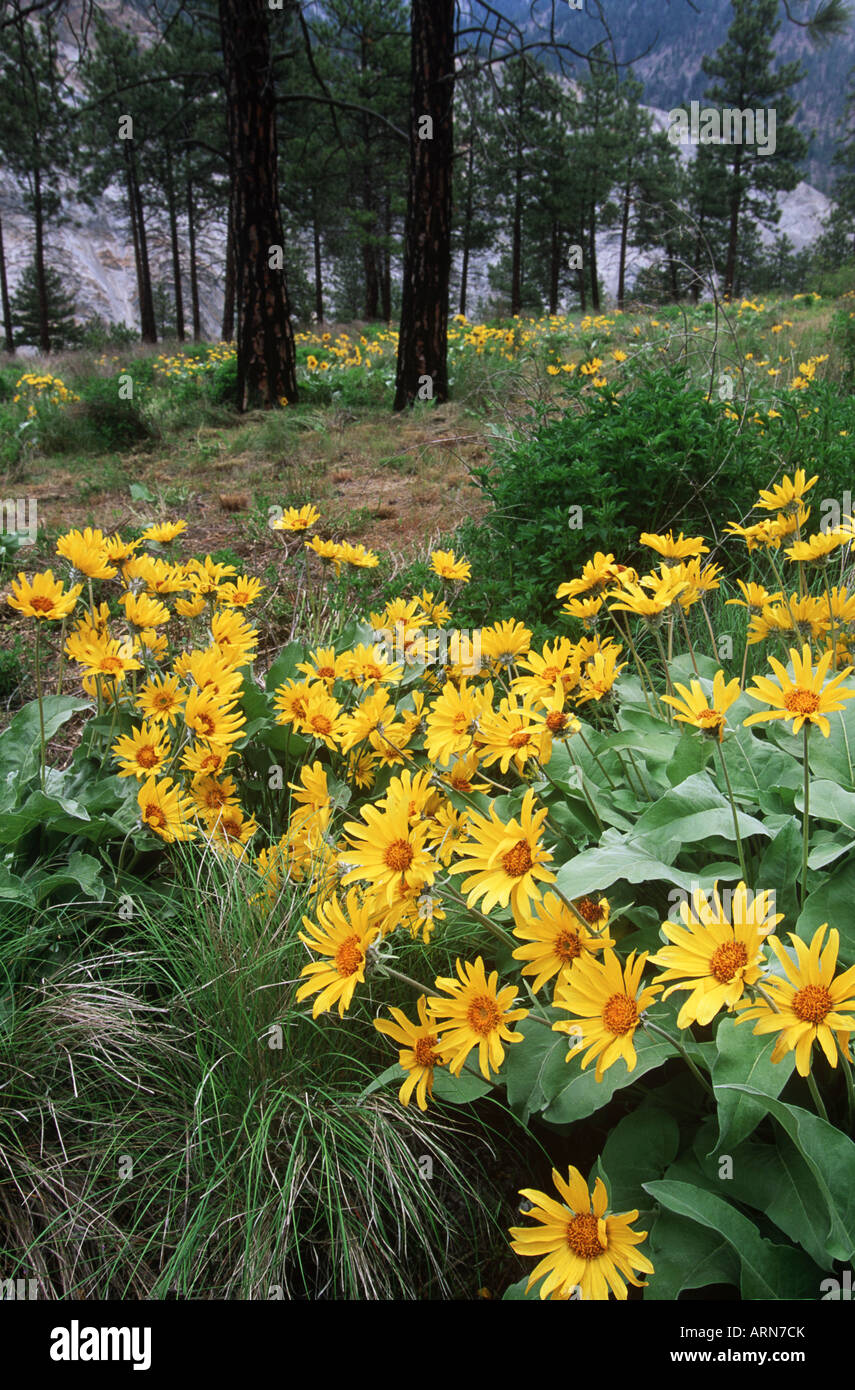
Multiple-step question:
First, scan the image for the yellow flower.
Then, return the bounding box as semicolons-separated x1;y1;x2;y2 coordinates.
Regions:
735;925;855;1076
552;949;662;1081
512;892;613;994
7;570;82;621
136;674;186;726
183;689;247;747
725;580;781;615
140;520;188;544
374;995;447;1109
428;956;528;1079
339;802;436;906
56;527;116;580
450;787;555;922
509;1166;653;1300
785;530;847;565
480;618;532;669
119;591;171;629
273;504;321;533
660;670;741;741
112;723;172;780
755;469;818;515
649;883;781;1029
430;549;471;583
639;530;709;563
137;776;197;843
744;643;855;738
296;890;380;1018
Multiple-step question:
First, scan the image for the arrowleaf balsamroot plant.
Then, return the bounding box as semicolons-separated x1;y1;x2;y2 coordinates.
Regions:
4;466;855;1302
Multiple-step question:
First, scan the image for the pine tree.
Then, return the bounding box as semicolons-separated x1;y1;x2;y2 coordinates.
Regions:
0;5;70;353
701;0;807;299
11;259;80;349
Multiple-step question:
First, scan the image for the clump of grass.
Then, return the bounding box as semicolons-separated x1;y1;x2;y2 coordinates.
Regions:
0;844;509;1299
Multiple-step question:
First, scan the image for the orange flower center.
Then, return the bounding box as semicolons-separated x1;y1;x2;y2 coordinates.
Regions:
197;713;216;736
502;838;533;877
135;746;159;770
546;711;568;732
414;1034;440;1067
466;994;502;1035
154;692;174;709
508;730;531;748
565;1212;607;1260
554;929;582;962
99;656;124;673
384;838;414;872
577;897;605;925
30;595;56;614
221;816;243;840
335;935;364;977
792;983;833;1025
784;688;820;715
602;993;638;1035
144;804;166;829
316;665;335;678
310;714;333;735
709;940;749;983
541;665;560;683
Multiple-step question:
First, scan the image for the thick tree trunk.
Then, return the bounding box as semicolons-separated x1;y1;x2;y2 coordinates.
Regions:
165;147;185;342
221;201;235;341
33;166;50;353
393;0;454;410
218;0;298;409
362;167;379;319
0;208;14;354
187;176;202;341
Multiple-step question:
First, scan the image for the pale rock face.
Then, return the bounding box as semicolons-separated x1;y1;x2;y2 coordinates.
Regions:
1;170;227;341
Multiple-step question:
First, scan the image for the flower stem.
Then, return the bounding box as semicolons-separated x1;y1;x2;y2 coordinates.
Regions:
806;1070;829;1123
643;1017;715;1098
34;622;46;792
840;1049;855;1133
715;740;748;884
801;724;810;906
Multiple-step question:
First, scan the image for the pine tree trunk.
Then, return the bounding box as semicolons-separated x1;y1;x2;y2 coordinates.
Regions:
128;144;157;344
312;205;324;324
511;161;523;316
33;166;50;354
394;0;454;410
381;193;392;322
617;182;631;311
123;145;146;336
459;140;474;317
549;221;560;315
0;207;15;354
218;0;298;409
724;174;741;300
588;205;600;312
187;177;202;341
222;202;235;341
165;147;186;342
362;163;379;320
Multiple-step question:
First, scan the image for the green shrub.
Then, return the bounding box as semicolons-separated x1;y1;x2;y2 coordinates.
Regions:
38;378;156;455
451;370;855;628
